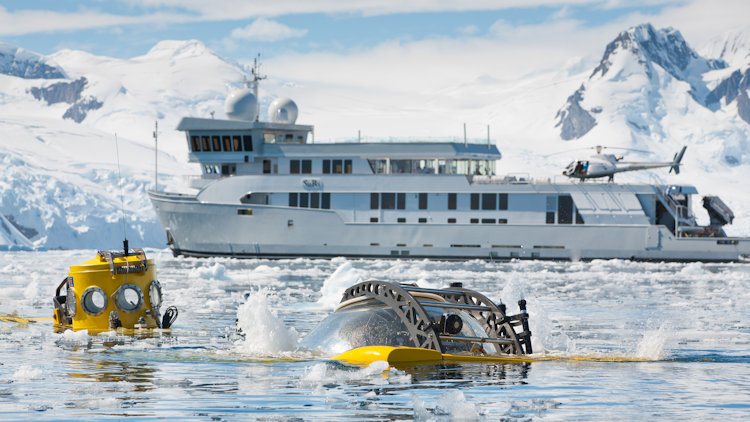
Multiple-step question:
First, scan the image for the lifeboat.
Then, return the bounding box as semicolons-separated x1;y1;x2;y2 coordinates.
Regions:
52;241;177;332
299;280;532;365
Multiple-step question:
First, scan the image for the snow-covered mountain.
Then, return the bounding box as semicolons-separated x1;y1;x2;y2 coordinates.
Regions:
1;25;749;250
554;24;749;164
0;40;250;250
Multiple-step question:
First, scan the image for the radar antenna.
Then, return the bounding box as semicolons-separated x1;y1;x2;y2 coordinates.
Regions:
249;54;266;121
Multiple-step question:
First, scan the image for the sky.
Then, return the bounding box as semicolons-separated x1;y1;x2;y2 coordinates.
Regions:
1;1;748;62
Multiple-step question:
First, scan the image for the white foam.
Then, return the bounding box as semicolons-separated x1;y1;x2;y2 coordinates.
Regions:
300;360;411;386
55;328;91;346
12;365;44;381
434;390;482;420
234;289;299;355
316;260;368;309
635;323;671;360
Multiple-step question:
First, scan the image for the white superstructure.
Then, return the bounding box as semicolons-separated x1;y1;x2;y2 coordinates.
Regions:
147;80;750;261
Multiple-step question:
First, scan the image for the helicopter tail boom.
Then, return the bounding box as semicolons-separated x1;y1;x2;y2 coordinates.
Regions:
669;146;687;174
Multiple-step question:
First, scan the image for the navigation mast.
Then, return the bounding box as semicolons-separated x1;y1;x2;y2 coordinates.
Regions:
249;54;266;122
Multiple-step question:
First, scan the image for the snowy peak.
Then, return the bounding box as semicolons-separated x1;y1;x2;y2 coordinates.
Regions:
591;23;716;82
555;23;750;140
139;39;218;61
701;26;750;68
0;42;67;79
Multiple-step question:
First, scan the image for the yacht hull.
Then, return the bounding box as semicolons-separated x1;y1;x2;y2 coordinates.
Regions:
149;190;749;262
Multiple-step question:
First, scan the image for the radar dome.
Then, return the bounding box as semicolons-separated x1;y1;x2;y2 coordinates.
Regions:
224;89;258;121
268;97;299;124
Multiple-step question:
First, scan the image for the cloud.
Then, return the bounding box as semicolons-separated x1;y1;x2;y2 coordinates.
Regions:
0;6;193;36
457;24;480;36
229;18;307;42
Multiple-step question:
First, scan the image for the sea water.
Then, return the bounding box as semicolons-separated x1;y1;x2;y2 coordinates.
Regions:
1;250;749;420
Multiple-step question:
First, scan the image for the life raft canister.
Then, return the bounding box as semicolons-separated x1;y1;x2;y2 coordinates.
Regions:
53;243;174;332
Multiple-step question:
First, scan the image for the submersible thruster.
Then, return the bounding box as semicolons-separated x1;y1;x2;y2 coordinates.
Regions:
53;241;177;332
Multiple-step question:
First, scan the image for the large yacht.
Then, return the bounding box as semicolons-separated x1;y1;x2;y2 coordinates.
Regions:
148;71;749;262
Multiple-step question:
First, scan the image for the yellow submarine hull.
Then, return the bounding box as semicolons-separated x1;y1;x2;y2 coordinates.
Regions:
53;249;162;332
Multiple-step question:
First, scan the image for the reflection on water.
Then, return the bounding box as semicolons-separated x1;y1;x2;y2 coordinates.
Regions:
0;250;749;420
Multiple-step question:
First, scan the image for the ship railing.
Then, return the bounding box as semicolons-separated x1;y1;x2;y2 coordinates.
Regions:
469;173;538;184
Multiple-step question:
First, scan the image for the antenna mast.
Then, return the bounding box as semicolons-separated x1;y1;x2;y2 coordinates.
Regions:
250;54;266;122
153;121;158;191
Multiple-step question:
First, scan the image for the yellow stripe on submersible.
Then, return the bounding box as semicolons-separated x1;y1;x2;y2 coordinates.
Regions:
332;346;654;366
0;313;53;324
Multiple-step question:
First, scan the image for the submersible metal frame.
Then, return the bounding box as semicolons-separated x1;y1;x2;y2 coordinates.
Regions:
339;280;532;355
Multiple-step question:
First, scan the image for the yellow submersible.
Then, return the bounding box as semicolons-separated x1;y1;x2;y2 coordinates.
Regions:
52;240;177;332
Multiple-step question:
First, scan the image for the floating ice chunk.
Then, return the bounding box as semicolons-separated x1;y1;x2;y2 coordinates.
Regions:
434;390;481;420
13;365;44;381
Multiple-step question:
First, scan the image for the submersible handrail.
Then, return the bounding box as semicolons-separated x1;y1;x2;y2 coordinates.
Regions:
439;335;515;345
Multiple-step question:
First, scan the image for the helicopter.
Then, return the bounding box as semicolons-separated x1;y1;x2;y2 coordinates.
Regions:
562;145;687;182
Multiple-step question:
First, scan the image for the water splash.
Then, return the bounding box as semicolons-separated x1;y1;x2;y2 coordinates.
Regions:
234;289;299;355
635;323;671;360
316;260;368;309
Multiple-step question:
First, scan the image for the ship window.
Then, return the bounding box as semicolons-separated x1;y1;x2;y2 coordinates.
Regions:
333;160;343;174
263;160;271;174
471;193;479;210
397;193;405;210
419;193;428;210
322;193;331;209
546;212;555;224
204;164;220;174
285;134;294;142
221;164;236;175
212;136;221;151
448;218;456;223
223;136;231;151
370;193;379;209
299;192;309;208
191;136;200;152
558;195;573;224
576;209;584;224
201;136;210;151
416;159;435;174
290;160;300;174
499;193;508;210
302;160;312;174
448;193;457;210
482;193;496;210
398;218;406;223
418;218;427;223
311;192;320;208
370;217;378;223
470;218;479;224
289;193;297;207
498;219;507;224
367;159;387;174
263;133;276;143
391;159;412;174
323;160;331;174
382;193;396;209
345;160;352;174
243;135;253;151
233;135;242;151
482;218;495;224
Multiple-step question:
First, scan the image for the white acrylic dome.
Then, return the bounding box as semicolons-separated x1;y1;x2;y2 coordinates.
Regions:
268;97;298;124
224;89;258;121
